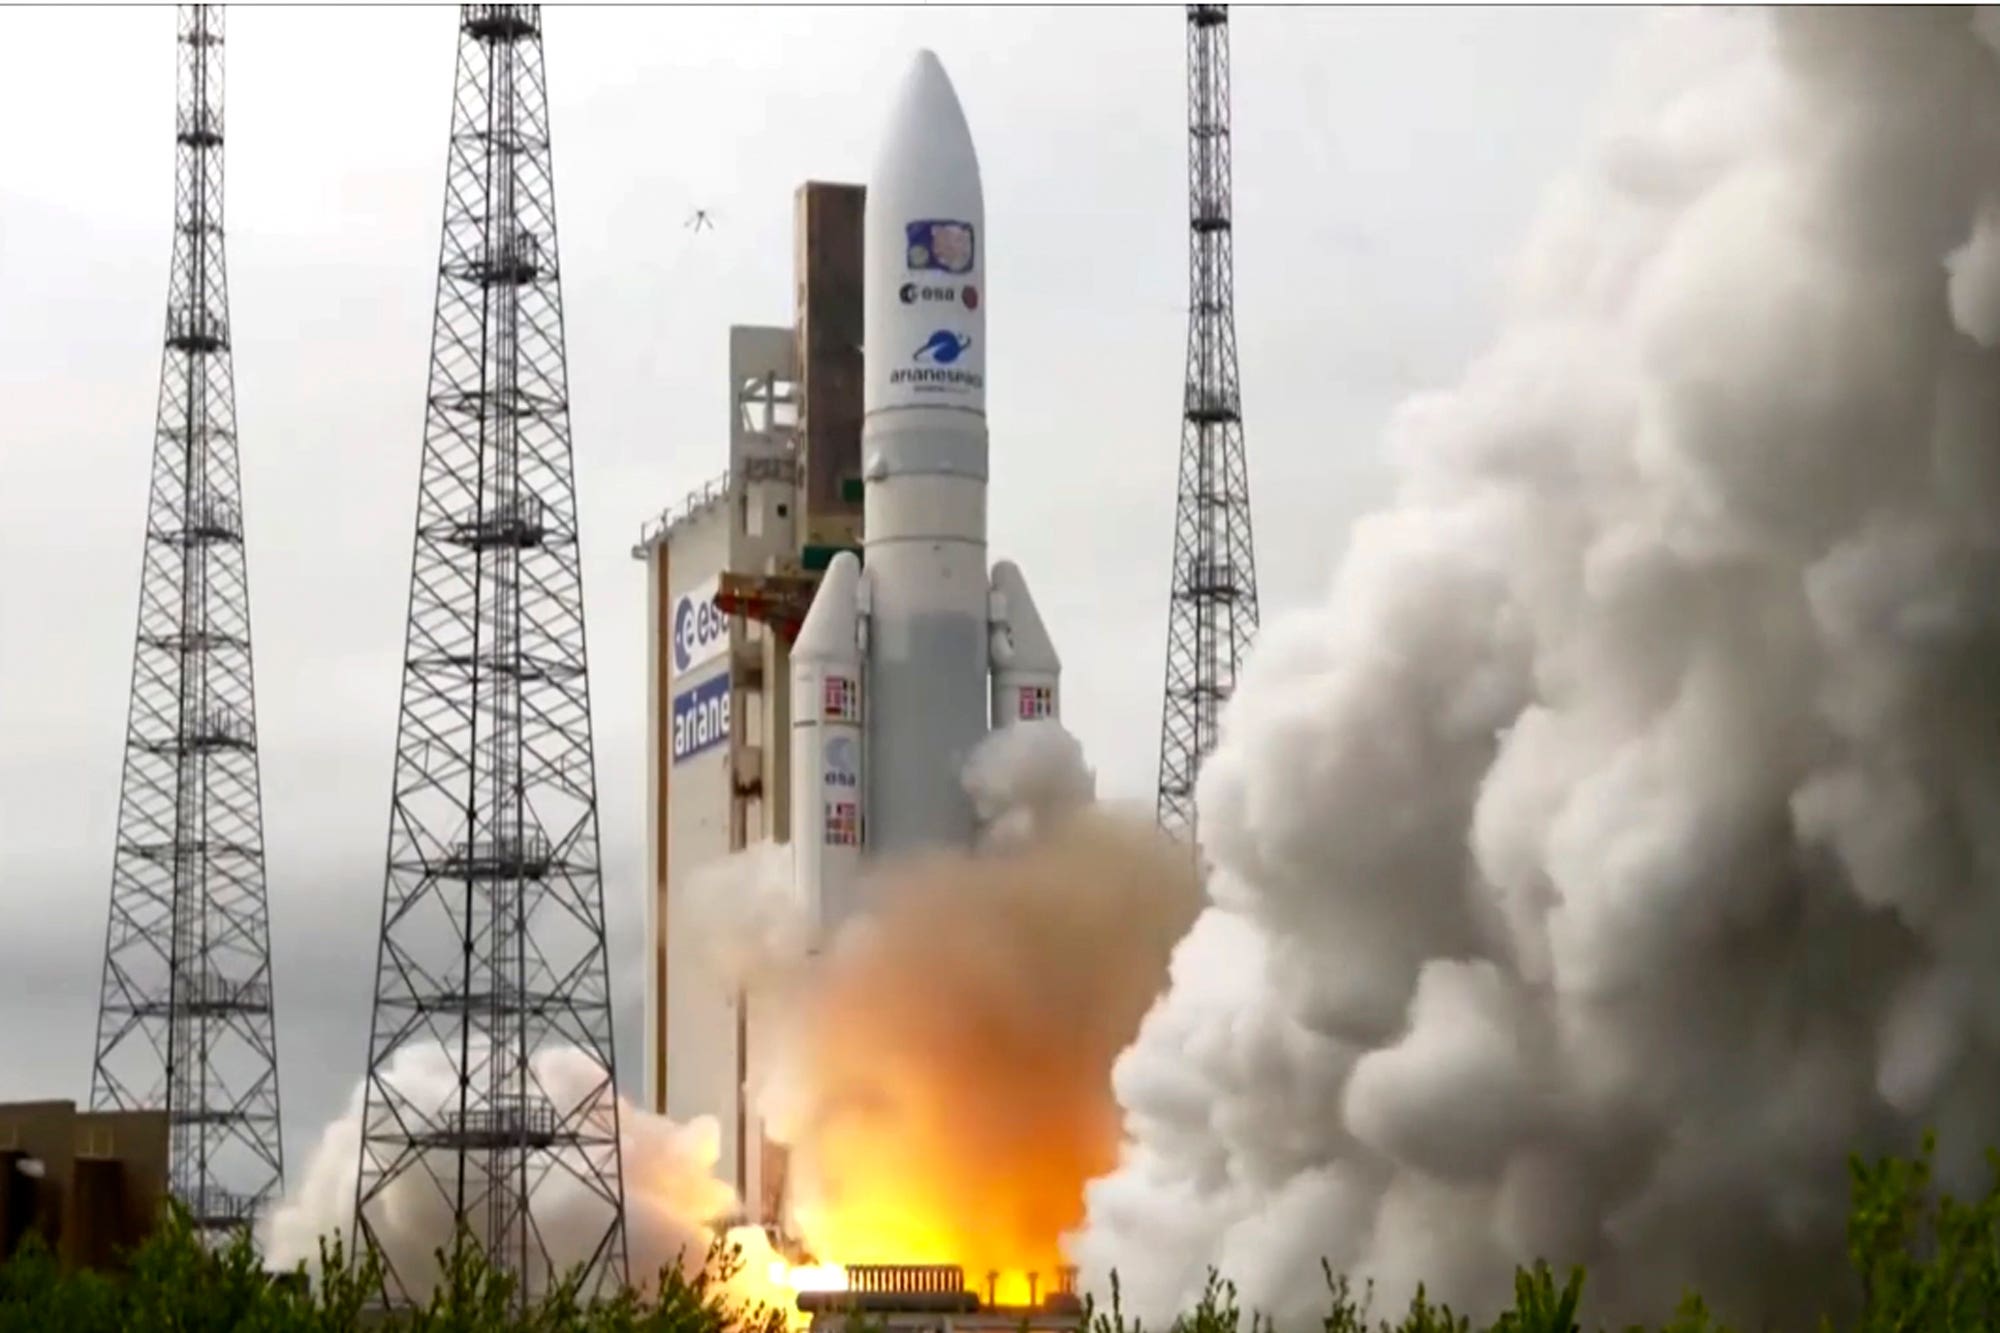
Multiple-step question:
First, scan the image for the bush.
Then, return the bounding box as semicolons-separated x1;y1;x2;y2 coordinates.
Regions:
3;1135;1997;1331
0;1212;779;1333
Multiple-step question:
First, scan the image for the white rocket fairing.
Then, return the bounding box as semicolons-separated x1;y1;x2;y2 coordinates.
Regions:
790;49;1062;931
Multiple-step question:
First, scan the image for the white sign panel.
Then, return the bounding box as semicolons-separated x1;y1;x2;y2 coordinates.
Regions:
670;576;727;679
671;672;731;766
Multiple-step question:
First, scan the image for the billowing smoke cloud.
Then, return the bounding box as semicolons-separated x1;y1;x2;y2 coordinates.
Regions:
261;1041;762;1305
963;718;1101;848
263;721;1188;1312
682;839;816;992
1071;8;2000;1329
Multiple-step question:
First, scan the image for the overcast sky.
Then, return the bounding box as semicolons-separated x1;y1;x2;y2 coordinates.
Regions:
0;4;1638;1176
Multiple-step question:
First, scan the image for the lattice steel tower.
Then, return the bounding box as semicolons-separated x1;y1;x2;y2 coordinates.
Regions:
353;4;627;1307
1156;3;1261;841
89;3;286;1235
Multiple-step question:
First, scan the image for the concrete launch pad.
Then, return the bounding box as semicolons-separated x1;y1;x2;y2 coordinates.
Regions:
797;1264;1086;1333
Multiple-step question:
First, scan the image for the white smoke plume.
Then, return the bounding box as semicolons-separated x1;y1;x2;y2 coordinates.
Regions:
1072;7;2000;1330
964;718;1100;848
681;840;817;991
260;1042;766;1305
260;720;1127;1306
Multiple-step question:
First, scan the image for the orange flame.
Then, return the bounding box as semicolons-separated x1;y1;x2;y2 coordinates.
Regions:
764;814;1202;1314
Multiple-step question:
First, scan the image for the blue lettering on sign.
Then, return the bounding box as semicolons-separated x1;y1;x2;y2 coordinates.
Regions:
671;584;728;676
671;672;731;765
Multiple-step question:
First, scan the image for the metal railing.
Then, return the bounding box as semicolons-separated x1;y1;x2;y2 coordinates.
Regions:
632;469;731;554
847;1265;968;1296
166;304;229;352
451;1096;558;1146
177;104;224;143
439;835;553;881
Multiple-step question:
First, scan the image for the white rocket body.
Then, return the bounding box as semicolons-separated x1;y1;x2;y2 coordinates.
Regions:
789;50;1062;929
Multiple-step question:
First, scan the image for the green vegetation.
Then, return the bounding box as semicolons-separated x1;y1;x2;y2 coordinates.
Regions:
4;1135;1999;1331
0;1222;787;1333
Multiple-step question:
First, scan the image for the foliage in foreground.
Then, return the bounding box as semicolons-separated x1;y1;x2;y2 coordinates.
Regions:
3;1134;2000;1331
0;1220;787;1333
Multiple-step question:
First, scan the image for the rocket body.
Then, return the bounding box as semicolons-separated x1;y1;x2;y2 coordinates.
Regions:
790;50;1060;928
860;50;991;859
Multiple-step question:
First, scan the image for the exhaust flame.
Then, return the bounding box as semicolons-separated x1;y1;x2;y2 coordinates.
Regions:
757;784;1200;1309
766;1259;850;1295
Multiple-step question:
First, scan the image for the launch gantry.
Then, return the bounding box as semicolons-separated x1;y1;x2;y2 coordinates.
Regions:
1155;3;1262;845
351;3;628;1309
88;1;287;1238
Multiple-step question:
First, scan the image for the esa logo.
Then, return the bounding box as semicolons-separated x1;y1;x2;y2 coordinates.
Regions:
824;735;859;789
671;579;727;676
671;673;731;765
899;281;979;310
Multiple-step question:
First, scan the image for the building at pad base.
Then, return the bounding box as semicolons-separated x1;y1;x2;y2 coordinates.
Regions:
0;1100;168;1273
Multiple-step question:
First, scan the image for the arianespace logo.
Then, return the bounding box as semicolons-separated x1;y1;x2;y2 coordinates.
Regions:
889;329;982;394
915;330;971;365
671;672;730;765
824;735;859;789
671;578;727;677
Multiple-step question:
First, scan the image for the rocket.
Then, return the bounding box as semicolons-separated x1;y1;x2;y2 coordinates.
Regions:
790;50;1062;932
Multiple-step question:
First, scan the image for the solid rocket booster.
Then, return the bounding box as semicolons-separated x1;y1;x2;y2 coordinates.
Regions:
790;552;866;929
789;49;1062;930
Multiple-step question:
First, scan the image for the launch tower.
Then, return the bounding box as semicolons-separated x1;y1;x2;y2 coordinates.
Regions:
1155;3;1261;842
353;3;627;1306
87;2;287;1237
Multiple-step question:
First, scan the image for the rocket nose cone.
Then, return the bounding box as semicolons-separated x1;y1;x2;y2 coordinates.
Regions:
905;48;955;102
877;48;979;184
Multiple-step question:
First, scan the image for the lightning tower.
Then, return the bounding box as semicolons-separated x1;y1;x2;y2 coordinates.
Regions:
1156;3;1260;841
88;3;286;1234
353;4;627;1307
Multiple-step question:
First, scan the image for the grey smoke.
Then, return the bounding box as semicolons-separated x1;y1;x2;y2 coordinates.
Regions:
1071;7;2000;1329
963;718;1100;848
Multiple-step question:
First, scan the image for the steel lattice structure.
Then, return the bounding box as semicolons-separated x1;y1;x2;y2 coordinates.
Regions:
88;2;286;1235
1156;4;1261;841
353;4;627;1308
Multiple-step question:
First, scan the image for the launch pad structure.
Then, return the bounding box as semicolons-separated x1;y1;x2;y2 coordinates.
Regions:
796;1264;1085;1333
632;181;868;1223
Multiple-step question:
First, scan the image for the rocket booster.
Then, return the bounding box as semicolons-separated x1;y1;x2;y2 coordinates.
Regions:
789;50;1062;931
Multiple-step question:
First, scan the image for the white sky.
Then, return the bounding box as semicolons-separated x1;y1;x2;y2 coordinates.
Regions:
0;4;1639;1171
